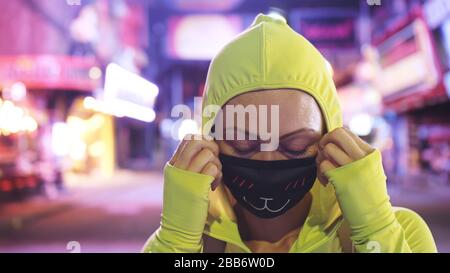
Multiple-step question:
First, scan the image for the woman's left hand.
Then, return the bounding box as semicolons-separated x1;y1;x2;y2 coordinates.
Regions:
316;127;375;186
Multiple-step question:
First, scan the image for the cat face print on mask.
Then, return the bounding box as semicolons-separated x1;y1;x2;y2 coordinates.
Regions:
219;154;317;219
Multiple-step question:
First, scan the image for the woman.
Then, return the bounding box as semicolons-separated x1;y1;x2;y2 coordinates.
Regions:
143;14;437;253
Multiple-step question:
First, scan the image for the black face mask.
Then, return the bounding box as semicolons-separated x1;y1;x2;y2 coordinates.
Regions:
219;154;317;219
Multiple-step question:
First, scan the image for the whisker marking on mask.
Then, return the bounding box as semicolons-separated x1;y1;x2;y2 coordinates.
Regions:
239;180;246;187
284;182;292;191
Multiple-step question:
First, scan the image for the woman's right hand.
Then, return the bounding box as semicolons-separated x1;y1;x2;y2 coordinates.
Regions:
143;135;223;252
169;134;222;190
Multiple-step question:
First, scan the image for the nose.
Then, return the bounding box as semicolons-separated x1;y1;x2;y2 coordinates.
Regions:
251;151;285;161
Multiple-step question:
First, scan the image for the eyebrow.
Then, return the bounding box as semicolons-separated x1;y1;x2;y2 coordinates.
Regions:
279;128;319;141
223;127;319;141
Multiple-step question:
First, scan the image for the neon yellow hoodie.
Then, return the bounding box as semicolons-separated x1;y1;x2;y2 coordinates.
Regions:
143;14;437;253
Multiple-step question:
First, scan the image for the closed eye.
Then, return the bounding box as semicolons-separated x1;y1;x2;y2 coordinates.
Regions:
279;137;319;158
226;140;259;154
282;148;307;157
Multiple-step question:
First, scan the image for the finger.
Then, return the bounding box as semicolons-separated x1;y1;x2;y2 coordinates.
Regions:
316;167;329;186
199;148;222;170
318;146;339;167
319;159;337;174
316;151;330;186
316;149;330;168
201;162;222;191
201;162;221;179
316;149;326;165
211;172;223;191
343;127;374;154
182;134;219;155
322;143;353;167
319;128;365;160
169;138;188;165
175;137;219;169
187;148;222;173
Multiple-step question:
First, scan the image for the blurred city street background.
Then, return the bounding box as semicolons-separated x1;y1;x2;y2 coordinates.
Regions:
0;0;449;252
1;173;450;252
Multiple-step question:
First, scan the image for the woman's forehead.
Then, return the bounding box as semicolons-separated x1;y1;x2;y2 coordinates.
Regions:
220;89;324;136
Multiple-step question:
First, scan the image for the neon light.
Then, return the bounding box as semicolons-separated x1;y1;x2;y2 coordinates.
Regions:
104;63;158;106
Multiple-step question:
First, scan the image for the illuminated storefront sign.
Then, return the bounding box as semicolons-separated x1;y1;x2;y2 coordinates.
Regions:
291;9;358;49
299;18;355;48
85;63;158;123
0;56;101;91
104;63;158;108
375;18;440;99
167;15;244;60
167;0;243;12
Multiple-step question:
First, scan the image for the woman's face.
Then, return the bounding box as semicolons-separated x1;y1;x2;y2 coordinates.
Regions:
216;89;324;160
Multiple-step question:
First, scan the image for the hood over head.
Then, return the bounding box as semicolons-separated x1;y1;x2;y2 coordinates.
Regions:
201;14;344;246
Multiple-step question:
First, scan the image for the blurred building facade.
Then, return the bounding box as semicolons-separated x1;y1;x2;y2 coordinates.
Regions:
147;0;449;188
0;0;449;203
0;0;155;201
369;0;450;186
